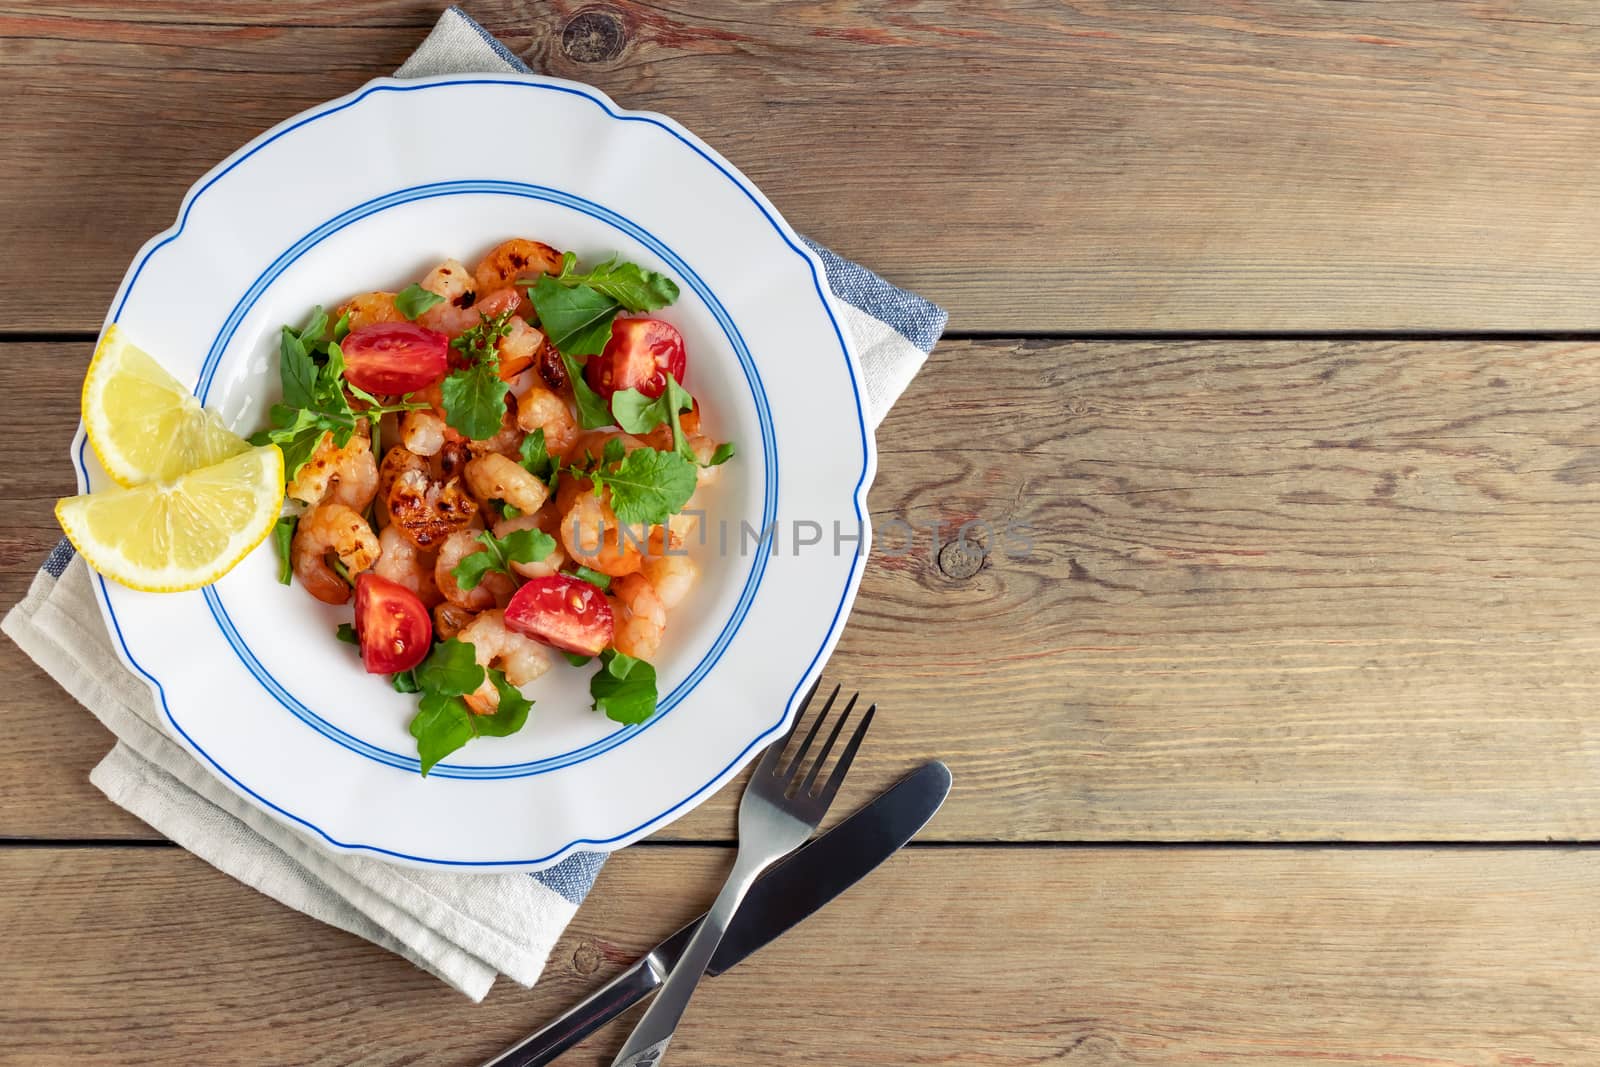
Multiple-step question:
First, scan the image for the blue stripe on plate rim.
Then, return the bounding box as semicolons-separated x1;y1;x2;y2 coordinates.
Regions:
83;74;871;867
191;178;776;778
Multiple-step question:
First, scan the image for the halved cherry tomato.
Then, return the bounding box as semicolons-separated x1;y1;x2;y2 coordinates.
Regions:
585;317;686;400
340;322;450;394
353;573;433;674
504;574;615;656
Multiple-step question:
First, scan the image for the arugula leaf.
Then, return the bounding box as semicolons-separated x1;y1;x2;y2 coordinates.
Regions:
395;283;445;320
250;406;331;485
415;638;484;697
279;324;319;409
557;350;614;430
545;252;680;312
608;388;669;435
572;566;612;591
563;651;594;668
590;649;659;725
530;277;622;357
518;428;557;486
440;364;509;441
610;375;696;459
706;442;736;466
299;305;330;346
451;528;557;590
391;670;420;694
410;691;476;775
498;502;521;520
272;515;296;586
335;622;357;645
601;437;627;467
406;648;533;774
588;447;697;526
474;670;533;736
331;311;351;345
449;545;497;592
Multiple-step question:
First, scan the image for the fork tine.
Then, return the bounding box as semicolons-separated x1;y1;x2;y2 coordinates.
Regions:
757;676;823;775
800;692;858;794
817;703;876;807
781;684;839;780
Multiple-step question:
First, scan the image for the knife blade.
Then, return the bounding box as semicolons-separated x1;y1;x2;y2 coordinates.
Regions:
480;760;952;1067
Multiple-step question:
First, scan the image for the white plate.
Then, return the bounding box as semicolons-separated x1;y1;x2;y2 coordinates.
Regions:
78;74;874;871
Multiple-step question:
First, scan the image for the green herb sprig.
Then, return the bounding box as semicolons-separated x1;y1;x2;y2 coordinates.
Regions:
439;311;514;440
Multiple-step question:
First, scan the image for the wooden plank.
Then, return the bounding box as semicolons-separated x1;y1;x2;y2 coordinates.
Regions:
8;2;1600;330
6;338;1600;842
2;844;1597;1064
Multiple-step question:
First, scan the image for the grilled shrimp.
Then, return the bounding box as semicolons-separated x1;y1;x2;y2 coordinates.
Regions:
514;382;578;458
497;316;546;380
286;428;377;510
465;453;548;515
399;409;452;456
381;446;478;549
562;489;643;578
491;510;566;579
435;528;515;611
459;608;551;713
473;239;563;297
292;504;379;605
397;383;461;457
373;524;443;607
334;291;403;331
415;259;479;336
610;573;666;660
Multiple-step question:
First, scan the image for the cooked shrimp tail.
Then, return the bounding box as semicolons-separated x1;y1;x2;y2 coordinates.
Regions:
292;503;379;605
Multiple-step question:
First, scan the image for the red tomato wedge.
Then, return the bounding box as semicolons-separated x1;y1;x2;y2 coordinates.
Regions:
585;317;686;400
504;574;615;657
353;573;433;674
340;322;450;394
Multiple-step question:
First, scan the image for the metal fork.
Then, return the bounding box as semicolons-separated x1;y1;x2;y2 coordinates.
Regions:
610;680;875;1067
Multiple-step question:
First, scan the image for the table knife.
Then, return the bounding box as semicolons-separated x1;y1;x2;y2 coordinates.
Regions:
479;759;952;1067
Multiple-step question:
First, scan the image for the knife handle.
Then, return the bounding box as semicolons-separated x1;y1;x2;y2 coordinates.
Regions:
480;959;662;1067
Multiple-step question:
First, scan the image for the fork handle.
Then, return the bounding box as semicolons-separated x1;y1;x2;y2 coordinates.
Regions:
610;852;771;1067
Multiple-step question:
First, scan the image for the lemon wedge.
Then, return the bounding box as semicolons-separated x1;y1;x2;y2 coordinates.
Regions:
56;445;285;592
83;325;250;486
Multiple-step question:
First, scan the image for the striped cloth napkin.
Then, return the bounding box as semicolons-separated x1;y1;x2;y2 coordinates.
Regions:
2;5;946;1001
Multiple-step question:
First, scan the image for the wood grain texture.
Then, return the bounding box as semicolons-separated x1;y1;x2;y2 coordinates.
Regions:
3;844;1598;1065
6;338;1600;841
8;2;1600;329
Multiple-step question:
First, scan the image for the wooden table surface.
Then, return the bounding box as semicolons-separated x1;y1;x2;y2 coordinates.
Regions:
5;2;1600;1063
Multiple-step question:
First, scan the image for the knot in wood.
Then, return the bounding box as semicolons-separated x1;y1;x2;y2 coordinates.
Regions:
562;8;627;63
937;537;985;580
571;939;603;975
